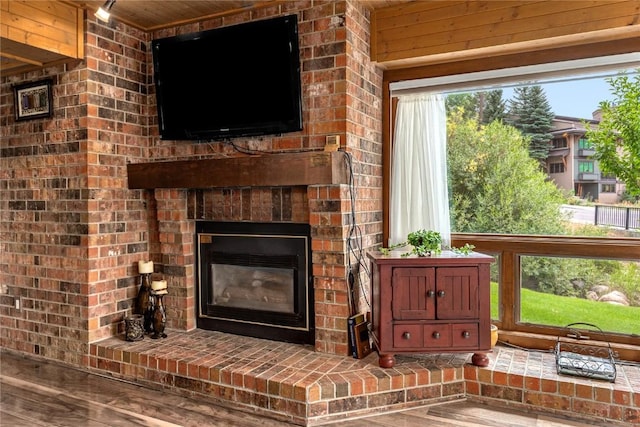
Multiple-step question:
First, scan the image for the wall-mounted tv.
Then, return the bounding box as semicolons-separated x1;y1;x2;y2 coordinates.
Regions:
151;15;303;141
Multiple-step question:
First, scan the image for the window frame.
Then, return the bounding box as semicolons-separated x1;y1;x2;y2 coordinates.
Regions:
579;161;595;173
578;137;593;150
451;233;640;362
549;162;565;174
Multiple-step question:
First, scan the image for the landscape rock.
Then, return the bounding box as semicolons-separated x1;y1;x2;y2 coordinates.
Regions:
585;291;599;301
598;290;629;306
590;285;610;296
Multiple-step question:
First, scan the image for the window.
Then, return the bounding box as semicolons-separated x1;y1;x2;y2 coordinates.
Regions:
552;138;567;149
388;54;640;356
519;255;640;335
549;163;565;173
578;137;593;149
601;183;616;193
579;161;594;173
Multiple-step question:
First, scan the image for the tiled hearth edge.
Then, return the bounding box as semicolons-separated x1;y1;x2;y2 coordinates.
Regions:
86;329;640;426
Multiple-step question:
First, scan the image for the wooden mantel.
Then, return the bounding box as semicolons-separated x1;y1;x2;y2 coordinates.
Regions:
127;151;349;189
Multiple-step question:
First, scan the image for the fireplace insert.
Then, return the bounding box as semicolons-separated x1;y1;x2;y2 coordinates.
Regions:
196;221;314;345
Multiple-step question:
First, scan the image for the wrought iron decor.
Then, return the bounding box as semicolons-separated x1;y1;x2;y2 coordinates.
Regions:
14;79;53;121
555;322;617;382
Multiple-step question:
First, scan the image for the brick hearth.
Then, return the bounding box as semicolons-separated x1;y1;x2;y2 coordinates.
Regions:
89;331;640;426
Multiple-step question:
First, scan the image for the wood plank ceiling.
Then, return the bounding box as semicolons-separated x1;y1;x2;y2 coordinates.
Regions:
68;0;407;31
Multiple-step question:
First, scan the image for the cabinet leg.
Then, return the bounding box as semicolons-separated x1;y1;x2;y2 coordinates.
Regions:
378;354;395;368
471;352;489;367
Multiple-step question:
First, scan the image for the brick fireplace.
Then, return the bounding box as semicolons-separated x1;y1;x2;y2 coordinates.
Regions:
127;150;367;354
0;1;383;366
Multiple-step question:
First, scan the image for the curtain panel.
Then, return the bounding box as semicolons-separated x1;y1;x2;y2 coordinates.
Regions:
390;93;451;247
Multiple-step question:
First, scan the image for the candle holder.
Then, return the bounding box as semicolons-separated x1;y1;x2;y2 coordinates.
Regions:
136;272;155;333
124;314;145;341
136;261;155;334
150;280;168;339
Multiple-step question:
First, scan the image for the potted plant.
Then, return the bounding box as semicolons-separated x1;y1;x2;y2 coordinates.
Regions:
406;229;442;256
380;229;442;257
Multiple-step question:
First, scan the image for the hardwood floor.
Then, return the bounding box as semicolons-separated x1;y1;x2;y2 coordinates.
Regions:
0;350;605;426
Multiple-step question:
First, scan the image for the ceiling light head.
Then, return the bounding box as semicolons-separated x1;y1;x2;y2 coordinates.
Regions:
95;0;116;23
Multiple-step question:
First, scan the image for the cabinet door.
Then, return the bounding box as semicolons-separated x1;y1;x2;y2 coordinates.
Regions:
435;267;479;319
391;267;436;320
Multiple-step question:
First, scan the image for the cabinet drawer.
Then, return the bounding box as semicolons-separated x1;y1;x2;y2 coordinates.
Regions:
392;324;423;348
392;324;479;349
424;324;452;347
452;323;479;348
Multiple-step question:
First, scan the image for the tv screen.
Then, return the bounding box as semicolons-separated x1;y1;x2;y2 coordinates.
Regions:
152;15;303;141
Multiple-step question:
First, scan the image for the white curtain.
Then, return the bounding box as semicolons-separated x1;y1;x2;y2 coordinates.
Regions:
390;93;451;247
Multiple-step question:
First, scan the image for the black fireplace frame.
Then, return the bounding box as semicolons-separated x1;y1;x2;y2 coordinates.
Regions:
196;221;314;345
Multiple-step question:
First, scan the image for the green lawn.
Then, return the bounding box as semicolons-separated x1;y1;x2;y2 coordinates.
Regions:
490;282;640;335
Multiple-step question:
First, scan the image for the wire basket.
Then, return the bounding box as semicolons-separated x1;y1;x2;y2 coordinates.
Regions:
555;322;616;382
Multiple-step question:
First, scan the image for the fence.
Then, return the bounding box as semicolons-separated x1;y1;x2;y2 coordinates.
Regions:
594;205;640;230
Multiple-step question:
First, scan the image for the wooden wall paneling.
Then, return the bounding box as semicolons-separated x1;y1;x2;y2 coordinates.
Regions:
0;0;84;75
377;1;634;49
372;1;640;68
3;0;80;56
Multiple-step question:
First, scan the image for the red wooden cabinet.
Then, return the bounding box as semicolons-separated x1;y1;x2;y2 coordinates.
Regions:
368;250;494;368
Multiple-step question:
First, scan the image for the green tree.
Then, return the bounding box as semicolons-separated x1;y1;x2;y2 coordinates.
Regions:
447;109;565;235
480;89;506;125
446;90;506;125
445;93;478;120
507;86;554;162
585;72;640;196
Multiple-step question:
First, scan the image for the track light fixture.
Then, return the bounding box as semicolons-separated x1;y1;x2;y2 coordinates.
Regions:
95;0;116;23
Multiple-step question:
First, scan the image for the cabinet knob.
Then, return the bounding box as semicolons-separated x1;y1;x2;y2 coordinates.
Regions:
432;331;440;339
402;332;411;340
427;290;435;298
462;331;470;338
437;290;446;297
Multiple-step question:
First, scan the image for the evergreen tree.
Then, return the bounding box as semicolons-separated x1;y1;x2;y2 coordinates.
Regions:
507;86;554;162
446;90;506;126
481;89;507;124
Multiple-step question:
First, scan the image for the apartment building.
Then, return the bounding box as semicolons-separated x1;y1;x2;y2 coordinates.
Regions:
547;114;624;203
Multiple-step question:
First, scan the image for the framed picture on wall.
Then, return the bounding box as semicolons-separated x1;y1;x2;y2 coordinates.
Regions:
14;79;53;121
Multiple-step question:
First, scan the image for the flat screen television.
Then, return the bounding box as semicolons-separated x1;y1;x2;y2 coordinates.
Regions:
151;15;303;141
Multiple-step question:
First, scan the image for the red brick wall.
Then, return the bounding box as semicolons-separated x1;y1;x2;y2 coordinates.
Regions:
0;0;383;365
0;19;152;365
145;1;382;355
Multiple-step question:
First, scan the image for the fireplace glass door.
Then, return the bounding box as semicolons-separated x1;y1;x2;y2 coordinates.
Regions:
196;221;314;345
211;263;294;313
